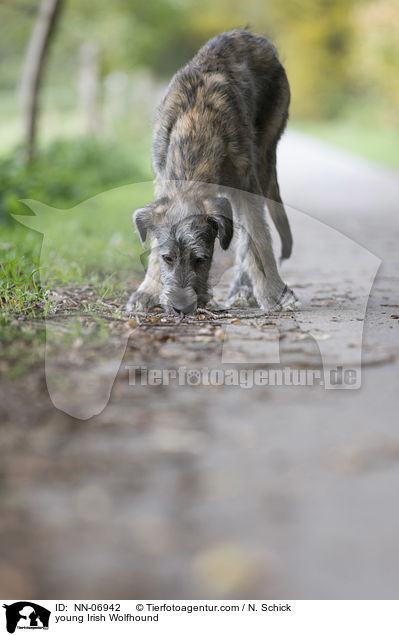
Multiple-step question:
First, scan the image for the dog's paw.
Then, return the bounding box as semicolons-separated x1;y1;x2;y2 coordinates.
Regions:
275;286;300;311
126;289;161;312
226;286;258;308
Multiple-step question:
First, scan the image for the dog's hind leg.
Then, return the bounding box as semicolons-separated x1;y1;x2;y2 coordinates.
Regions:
126;237;162;312
265;155;293;261
255;67;293;261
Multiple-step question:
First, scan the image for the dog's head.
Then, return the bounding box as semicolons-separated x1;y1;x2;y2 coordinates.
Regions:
133;194;233;314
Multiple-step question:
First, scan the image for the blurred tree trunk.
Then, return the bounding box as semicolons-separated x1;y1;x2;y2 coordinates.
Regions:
20;0;63;163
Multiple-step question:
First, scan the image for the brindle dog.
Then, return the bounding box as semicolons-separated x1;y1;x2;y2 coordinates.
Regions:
127;29;298;315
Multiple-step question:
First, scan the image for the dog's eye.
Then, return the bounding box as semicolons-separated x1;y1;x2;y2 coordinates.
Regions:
162;255;174;266
193;256;208;266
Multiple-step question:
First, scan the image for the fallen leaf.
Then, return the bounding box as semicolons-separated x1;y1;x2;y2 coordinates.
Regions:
311;332;331;340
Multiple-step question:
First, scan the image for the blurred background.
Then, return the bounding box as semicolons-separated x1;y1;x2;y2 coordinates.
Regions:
1;0;398;193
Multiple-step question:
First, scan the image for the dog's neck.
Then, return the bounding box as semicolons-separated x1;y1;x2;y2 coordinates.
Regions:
154;178;220;202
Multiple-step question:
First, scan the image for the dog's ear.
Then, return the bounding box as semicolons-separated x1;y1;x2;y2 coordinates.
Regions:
133;205;153;245
132;198;168;245
204;197;234;250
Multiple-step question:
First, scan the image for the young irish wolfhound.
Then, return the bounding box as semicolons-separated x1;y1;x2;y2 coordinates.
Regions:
127;29;298;315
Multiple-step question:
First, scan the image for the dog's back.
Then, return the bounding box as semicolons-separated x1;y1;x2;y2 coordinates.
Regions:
191;28;283;81
153;30;288;180
152;29;292;259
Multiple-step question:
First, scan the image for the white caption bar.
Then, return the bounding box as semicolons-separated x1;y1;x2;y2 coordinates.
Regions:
1;600;398;635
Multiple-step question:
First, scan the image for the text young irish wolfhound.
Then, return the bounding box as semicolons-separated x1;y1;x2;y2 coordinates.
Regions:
127;29;298;315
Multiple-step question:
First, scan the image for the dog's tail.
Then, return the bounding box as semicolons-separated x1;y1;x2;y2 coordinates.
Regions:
268;201;293;261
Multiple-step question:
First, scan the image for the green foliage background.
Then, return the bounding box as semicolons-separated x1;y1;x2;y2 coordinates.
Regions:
2;0;398;121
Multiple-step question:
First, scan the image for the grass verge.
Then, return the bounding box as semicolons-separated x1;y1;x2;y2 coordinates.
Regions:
294;119;399;171
0;135;153;378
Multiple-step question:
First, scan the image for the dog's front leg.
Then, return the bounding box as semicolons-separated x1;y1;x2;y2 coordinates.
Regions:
227;237;258;308
126;237;162;312
234;193;298;311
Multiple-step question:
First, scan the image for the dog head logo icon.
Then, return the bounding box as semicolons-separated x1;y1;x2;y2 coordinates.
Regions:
2;602;51;633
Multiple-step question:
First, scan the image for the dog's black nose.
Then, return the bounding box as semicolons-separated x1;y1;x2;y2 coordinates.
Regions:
172;301;197;315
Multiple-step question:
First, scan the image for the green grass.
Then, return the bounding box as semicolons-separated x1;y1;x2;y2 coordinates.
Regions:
0;131;154;378
0;133;153;314
0;181;152;378
1;185;153;313
294;119;399;171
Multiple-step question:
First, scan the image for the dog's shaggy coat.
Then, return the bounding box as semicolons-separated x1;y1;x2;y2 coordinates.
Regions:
128;29;297;314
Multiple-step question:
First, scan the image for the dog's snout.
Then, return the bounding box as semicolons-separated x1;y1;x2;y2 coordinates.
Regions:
170;287;197;315
172;300;197;315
